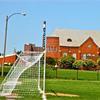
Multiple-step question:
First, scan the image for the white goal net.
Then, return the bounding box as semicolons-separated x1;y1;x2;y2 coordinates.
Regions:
0;51;46;100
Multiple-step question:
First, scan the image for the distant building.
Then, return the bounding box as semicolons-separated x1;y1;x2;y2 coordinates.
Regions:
24;43;43;52
0;54;17;65
46;29;100;60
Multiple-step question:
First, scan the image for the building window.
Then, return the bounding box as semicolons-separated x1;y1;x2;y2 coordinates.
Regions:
47;46;51;52
88;44;92;48
47;47;49;52
47;46;57;52
50;46;53;51
92;54;95;56
82;53;92;59
73;53;76;59
82;54;87;59
67;38;72;42
54;47;57;52
87;54;91;56
63;52;67;56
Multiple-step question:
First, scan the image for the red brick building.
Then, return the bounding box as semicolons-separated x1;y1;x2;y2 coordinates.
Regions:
46;29;100;60
24;43;43;52
0;54;17;65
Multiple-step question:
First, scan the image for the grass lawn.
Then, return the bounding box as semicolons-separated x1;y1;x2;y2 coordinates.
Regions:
0;66;11;76
46;79;100;100
46;68;100;81
14;78;42;100
0;68;100;100
0;78;100;100
0;77;6;100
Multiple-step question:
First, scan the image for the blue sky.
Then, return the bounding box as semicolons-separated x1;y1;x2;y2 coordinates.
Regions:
0;0;100;54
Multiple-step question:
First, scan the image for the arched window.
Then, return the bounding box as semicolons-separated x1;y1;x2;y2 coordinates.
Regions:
67;38;72;42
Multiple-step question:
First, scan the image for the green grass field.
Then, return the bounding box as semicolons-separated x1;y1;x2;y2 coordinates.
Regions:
46;79;100;100
0;66;11;76
0;68;100;100
0;78;100;100
46;68;100;81
1;79;100;100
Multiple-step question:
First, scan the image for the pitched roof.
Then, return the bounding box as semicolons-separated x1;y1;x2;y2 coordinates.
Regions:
0;54;16;58
48;29;100;47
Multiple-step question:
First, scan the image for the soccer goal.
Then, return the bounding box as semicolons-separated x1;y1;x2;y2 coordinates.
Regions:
0;51;46;100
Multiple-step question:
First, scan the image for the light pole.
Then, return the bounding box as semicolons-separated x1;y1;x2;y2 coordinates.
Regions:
42;21;47;100
42;21;46;50
1;12;26;76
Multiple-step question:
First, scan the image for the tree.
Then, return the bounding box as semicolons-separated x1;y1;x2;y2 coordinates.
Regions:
16;50;22;55
60;55;75;69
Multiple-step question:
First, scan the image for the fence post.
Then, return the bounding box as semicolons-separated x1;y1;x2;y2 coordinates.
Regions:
55;64;58;78
77;69;79;80
97;69;99;81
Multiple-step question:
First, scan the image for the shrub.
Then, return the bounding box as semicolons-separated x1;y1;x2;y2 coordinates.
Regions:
83;59;97;70
97;58;100;69
97;58;100;66
46;57;57;65
60;56;67;65
60;55;75;69
73;60;84;69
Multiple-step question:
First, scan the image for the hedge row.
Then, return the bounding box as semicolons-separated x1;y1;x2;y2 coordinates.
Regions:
46;56;100;70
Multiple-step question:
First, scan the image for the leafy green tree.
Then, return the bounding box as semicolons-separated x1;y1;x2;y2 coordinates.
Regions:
60;55;75;69
16;50;22;54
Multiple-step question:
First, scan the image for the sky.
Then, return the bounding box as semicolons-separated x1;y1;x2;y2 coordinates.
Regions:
0;0;100;54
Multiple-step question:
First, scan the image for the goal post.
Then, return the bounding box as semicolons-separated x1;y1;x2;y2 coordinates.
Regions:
0;51;46;100
38;51;46;100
